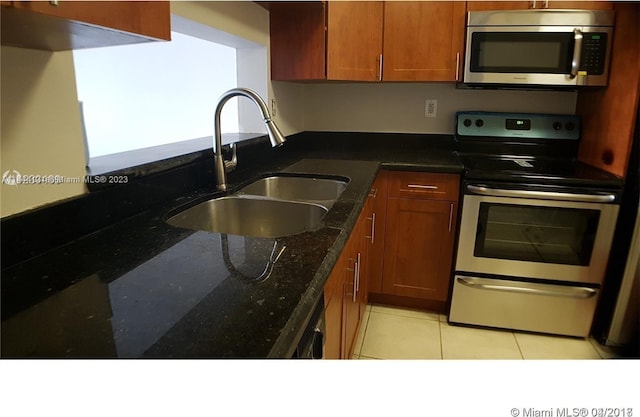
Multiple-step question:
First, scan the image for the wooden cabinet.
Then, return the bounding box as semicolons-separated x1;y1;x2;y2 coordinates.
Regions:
382;1;465;81
323;188;373;359
270;1;382;81
269;2;326;80
326;1;384;81
324;169;460;356
270;1;464;82
381;172;459;303
1;1;170;51
323;261;343;359
467;1;613;11
368;171;388;294
576;2;640;178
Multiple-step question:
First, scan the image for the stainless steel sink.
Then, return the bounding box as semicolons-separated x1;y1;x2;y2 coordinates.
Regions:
237;175;348;208
166;196;328;238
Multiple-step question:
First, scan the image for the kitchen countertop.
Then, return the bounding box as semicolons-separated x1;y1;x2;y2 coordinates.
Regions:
1;133;463;358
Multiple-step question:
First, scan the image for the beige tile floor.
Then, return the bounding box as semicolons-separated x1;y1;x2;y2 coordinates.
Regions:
352;304;622;359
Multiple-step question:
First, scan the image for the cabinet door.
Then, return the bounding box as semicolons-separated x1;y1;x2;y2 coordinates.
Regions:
270;2;326;80
324;288;343;360
382;198;457;301
327;1;384;81
368;171;388;294
382;1;466;81
358;190;375;320
3;1;170;49
324;236;350;359
342;252;360;358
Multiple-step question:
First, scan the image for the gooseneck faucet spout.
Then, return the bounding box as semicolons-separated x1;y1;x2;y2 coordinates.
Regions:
213;88;286;191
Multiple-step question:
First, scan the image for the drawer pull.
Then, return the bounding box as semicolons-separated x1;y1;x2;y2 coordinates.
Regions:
407;184;438;190
457;276;597;299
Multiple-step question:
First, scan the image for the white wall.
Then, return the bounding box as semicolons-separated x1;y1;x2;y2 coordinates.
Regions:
303;82;577;133
1;47;87;217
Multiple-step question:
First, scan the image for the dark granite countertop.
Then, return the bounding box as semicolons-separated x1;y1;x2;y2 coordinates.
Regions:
1;133;463;358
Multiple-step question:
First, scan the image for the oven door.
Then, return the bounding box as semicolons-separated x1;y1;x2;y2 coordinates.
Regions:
464;25;613;87
456;186;620;284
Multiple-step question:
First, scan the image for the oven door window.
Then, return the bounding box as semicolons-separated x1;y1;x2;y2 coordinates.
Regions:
474;203;600;265
469;32;573;74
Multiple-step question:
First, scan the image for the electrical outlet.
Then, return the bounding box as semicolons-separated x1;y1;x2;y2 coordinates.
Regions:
425;99;438;118
271;98;277;117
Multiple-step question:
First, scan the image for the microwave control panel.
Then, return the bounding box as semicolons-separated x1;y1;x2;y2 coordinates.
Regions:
580;32;608;75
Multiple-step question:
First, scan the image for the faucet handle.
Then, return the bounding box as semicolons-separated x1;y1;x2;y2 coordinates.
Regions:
223;143;237;173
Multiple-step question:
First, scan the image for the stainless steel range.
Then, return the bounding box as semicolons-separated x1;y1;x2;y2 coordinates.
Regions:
449;111;623;337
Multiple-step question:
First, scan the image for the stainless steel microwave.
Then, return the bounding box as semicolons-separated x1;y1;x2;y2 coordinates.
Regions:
464;10;614;87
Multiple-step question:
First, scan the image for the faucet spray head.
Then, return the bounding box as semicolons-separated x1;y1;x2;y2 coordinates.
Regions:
265;119;286;147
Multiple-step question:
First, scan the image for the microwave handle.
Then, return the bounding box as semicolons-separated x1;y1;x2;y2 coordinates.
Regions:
570;29;583;79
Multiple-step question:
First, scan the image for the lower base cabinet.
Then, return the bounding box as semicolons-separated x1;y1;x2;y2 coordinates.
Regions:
323;179;374;359
323;169;460;357
323;281;342;359
382;197;456;301
370;170;460;310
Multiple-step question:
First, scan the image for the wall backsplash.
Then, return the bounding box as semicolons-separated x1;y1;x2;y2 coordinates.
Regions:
302;82;577;134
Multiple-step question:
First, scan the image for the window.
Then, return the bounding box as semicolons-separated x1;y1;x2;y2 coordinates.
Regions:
73;16;268;160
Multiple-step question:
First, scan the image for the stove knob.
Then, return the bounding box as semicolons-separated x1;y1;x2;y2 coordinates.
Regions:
553;122;562;131
463;118;472;127
475;119;484;127
565;122;575;131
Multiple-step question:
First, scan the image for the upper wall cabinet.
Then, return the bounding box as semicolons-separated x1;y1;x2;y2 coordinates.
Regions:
0;1;171;51
466;1;613;11
269;1;465;82
270;1;383;81
383;1;465;81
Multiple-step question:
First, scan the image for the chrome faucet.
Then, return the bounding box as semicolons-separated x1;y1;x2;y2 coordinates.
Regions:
213;88;286;191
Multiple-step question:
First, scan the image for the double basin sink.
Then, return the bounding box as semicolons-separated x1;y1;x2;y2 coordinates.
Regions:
166;175;349;238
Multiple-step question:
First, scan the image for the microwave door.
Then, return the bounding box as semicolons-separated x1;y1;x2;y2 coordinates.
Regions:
464;28;583;86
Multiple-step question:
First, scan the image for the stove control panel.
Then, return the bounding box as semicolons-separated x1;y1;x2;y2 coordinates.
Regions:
456;112;580;140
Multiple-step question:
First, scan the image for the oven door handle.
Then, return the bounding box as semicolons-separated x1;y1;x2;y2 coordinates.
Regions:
466;185;616;203
456;277;598;299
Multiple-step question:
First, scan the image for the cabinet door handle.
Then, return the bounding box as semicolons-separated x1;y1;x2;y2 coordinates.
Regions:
448;203;454;233
378;53;383;81
407;184;438;190
366;213;376;244
455;52;460;81
369;188;378;198
50;1;59;5
355;252;361;295
353;257;359;302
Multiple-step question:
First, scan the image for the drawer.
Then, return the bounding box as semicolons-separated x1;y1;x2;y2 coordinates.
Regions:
387;171;459;201
449;275;600;337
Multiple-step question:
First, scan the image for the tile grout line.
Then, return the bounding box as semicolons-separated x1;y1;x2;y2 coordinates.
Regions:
438;321;444;360
355;309;372;358
589;337;606;359
512;332;525;360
